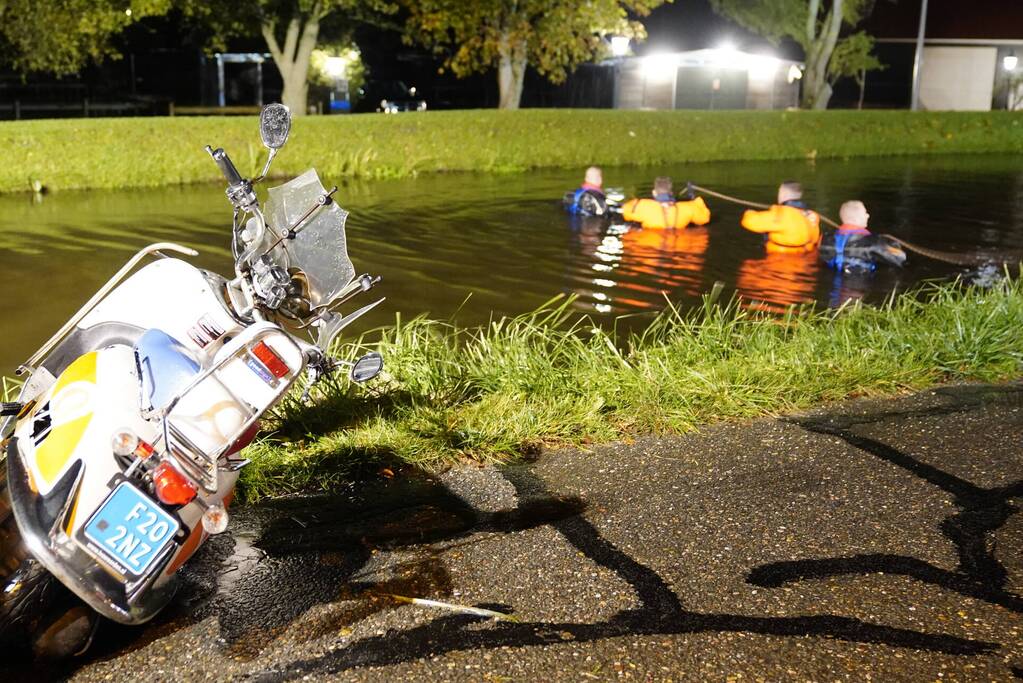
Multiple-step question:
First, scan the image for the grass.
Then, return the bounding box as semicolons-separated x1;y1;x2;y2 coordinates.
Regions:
1;109;1022;193
238;276;1023;502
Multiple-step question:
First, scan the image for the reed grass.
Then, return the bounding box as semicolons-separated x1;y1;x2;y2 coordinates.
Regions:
238;277;1023;501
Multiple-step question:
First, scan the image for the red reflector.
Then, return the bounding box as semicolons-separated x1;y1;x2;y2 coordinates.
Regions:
153;462;197;506
134;440;155;460
252;341;290;378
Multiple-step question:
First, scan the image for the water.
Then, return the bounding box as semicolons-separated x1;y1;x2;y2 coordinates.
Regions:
3;154;1023;373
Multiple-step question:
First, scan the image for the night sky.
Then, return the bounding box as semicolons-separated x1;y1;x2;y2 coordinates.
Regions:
2;1;1018;112
639;0;797;59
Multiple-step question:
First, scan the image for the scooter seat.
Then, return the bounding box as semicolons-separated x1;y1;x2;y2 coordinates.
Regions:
134;329;200;412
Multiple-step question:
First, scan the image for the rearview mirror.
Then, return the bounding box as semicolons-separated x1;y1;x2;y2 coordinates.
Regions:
259;103;291;150
350;352;383;383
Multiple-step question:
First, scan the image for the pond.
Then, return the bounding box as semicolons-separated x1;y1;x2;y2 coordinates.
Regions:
2;154;1022;373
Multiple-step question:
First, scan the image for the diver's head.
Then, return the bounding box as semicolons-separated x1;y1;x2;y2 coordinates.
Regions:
653;176;673;201
777;180;803;205
584;166;603;189
840;200;870;228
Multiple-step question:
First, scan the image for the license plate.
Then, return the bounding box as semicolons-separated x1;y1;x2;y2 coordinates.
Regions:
80;482;179;580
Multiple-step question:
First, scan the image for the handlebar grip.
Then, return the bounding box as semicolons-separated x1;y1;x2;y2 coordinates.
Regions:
208;146;243;186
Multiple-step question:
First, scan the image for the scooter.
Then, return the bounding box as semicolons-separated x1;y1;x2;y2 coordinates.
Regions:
0;103;384;657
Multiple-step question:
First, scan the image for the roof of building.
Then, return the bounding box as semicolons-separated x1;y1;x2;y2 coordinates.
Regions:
867;0;1023;42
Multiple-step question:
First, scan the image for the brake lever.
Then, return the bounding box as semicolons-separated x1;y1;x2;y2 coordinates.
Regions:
299;352;345;402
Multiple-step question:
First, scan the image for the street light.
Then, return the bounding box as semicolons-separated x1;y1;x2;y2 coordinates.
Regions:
325;56;347;79
1004;51;1018;72
610;36;630;58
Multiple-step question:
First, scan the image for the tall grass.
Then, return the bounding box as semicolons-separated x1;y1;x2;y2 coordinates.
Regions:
239;277;1023;501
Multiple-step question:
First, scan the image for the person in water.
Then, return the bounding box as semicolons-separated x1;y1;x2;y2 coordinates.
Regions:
819;200;907;272
563;166;609;217
622;177;711;229
740;181;821;253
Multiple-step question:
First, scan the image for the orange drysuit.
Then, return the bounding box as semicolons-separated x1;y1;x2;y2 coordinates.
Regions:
741;204;821;253
623;197;711;229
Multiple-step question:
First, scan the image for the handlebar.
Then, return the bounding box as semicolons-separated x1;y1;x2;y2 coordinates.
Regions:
205;146;243;186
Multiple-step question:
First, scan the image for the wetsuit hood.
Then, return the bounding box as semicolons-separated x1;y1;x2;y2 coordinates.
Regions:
781;199;807;209
653;192;675;203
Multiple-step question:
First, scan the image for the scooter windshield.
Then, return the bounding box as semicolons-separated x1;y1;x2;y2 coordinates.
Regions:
265;169;356;310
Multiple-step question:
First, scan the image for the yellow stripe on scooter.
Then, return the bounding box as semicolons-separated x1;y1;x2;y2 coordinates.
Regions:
53;352;97;394
35;353;97;485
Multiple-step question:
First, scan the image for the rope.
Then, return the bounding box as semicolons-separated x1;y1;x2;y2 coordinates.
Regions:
691;184;841;229
690;183;1007;267
879;234;1005;266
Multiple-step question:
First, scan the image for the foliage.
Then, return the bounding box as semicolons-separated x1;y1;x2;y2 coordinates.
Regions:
178;0;396;114
1;110;1022;193
828;30;884;108
308;45;367;104
709;0;884;109
239;277;1023;500
400;0;666;109
0;0;170;75
709;0;876;46
827;30;881;82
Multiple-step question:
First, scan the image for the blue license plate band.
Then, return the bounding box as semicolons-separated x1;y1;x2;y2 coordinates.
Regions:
81;482;180;580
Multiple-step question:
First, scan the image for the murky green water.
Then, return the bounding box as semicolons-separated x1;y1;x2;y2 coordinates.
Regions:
3;154;1022;373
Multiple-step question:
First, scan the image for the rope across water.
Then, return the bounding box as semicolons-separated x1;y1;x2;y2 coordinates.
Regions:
689;184;1009;267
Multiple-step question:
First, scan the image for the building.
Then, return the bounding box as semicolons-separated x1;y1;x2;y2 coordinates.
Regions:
863;0;1023;111
610;48;803;111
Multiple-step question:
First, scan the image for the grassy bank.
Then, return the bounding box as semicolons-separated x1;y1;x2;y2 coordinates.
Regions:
1;110;1022;193
239;277;1023;501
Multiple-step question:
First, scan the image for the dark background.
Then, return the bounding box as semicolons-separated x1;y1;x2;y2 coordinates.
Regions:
0;0;1015;115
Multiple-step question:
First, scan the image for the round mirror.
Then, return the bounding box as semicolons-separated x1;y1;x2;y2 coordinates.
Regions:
259;103;292;150
350;352;383;383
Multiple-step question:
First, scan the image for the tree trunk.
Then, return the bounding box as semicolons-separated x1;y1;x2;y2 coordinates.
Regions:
857;69;867;110
497;33;527;110
262;10;321;116
800;0;844;110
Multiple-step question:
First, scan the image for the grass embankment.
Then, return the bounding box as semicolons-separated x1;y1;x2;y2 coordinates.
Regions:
2;110;1022;193
240;278;1023;501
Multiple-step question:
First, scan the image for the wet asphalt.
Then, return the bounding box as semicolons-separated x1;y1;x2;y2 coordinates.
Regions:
8;382;1023;682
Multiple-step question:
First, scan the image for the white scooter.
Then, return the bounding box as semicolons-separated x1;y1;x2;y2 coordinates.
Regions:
0;104;384;657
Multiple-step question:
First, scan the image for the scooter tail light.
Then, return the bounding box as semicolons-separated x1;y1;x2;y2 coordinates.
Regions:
111;429;156;460
153;462;198;506
252;341;290;378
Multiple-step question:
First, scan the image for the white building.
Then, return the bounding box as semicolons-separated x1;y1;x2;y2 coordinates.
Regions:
611;48;803;111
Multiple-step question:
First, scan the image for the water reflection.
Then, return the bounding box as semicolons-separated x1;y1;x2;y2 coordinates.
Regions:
735;252;819;314
2;154;1022;371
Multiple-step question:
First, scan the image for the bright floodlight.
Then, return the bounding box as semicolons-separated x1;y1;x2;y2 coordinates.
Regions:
610;36;631;57
709;42;744;69
1004;53;1019;71
748;55;778;82
642;53;677;80
325;56;347;78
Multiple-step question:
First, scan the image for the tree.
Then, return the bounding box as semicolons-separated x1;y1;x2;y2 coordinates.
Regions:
181;1;396;115
0;1;393;116
401;0;666;110
0;0;170;75
827;31;883;109
709;0;883;110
